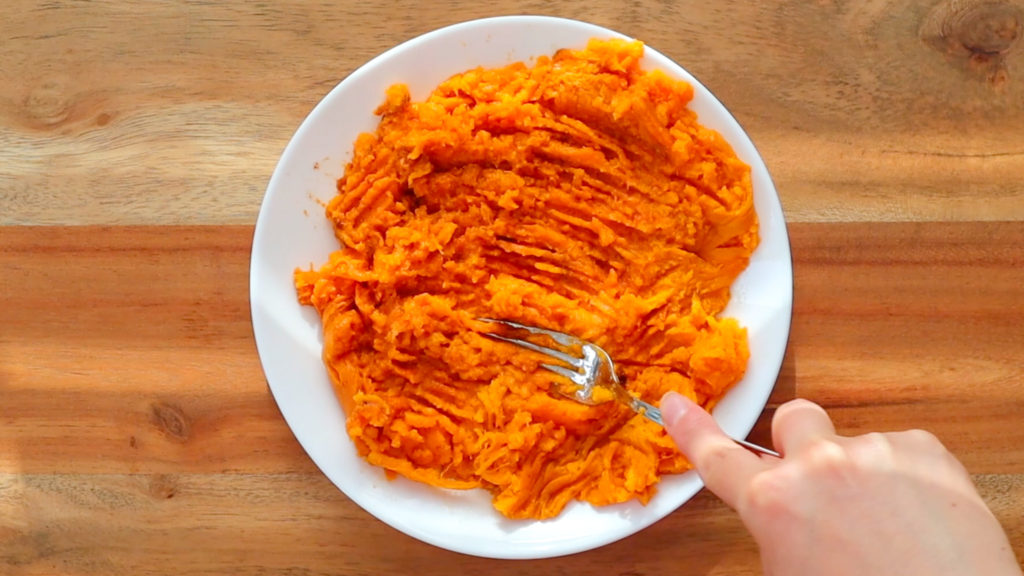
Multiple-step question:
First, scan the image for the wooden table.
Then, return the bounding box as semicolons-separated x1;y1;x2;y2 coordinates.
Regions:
3;1;1023;574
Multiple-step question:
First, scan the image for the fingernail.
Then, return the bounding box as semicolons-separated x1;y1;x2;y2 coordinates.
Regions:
660;391;689;428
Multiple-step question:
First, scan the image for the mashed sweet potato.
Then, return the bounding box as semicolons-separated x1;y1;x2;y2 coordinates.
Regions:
295;38;758;519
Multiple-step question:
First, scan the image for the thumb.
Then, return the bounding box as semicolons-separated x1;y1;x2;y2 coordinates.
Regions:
661;391;767;509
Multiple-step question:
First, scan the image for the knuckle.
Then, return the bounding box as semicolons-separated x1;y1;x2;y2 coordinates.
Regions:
775;398;825;420
695;440;735;473
692;439;752;494
899;429;969;475
803;437;850;470
901;428;944;449
846;432;895;468
860;431;894;453
740;468;799;517
771;399;834;444
772;400;801;429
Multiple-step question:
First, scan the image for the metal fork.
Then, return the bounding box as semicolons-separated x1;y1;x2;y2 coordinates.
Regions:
480;318;779;458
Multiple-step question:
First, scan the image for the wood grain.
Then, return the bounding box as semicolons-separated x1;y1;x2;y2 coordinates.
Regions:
4;1;1024;574
3;1;1024;225
0;473;760;576
2;223;1023;574
1;471;1019;576
0;226;309;476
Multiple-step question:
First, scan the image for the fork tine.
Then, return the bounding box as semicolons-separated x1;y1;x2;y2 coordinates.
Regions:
478;318;781;458
540;362;586;385
484;333;583;368
478;318;584;347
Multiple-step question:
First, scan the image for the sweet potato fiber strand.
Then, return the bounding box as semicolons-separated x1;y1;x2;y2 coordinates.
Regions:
295;39;758;519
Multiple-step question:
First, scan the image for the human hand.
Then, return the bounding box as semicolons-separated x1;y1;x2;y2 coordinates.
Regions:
660;392;1022;576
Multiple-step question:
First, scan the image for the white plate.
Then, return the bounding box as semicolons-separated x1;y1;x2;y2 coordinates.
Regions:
250;15;792;559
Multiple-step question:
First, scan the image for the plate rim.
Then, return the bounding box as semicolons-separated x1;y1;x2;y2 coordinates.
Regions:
249;14;793;560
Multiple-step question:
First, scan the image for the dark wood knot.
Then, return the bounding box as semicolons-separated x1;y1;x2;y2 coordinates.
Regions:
24;78;71;125
149;401;191;442
921;0;1023;85
959;3;1022;54
148;474;179;500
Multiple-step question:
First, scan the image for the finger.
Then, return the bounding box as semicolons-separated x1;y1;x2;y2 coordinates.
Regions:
771;398;836;456
661;392;770;509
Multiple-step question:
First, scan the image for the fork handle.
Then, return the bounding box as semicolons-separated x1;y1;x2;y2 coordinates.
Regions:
632;398;664;426
631;398;780;458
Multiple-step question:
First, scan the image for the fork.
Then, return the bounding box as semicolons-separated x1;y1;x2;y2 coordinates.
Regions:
480;318;780;458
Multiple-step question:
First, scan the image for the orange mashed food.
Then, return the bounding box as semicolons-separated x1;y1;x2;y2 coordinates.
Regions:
295;39;758;519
